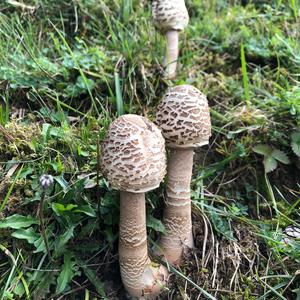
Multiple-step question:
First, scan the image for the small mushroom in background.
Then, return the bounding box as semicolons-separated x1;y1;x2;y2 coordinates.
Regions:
152;0;189;79
155;85;211;265
282;225;300;245
100;114;168;298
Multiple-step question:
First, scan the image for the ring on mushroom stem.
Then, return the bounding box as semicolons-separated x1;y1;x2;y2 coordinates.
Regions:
100;114;168;298
152;0;189;79
155;85;212;265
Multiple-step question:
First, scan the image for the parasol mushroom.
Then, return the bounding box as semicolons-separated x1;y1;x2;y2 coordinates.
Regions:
155;85;211;265
100;114;168;298
152;0;189;79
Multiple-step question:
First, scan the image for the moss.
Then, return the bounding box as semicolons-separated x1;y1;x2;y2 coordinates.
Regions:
0;178;32;218
0;120;41;160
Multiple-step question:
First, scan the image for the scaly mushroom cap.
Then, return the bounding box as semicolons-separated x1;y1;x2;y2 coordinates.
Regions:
152;0;189;32
101;114;166;193
156;85;211;149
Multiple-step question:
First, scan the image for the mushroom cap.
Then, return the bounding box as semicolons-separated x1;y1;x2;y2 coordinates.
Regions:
101;115;166;193
156;85;211;149
152;0;189;32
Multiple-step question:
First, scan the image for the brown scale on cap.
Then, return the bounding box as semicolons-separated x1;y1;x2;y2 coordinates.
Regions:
101;114;166;193
156;85;211;149
152;0;189;79
155;85;212;265
152;0;189;32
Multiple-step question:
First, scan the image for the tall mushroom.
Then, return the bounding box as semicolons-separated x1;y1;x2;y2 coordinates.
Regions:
152;0;189;79
100;114;168;298
155;85;211;265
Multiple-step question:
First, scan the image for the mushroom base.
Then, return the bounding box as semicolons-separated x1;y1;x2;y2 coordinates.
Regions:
159;149;194;265
119;191;168;298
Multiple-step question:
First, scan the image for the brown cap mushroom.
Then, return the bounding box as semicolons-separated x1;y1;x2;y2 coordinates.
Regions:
152;0;189;79
101;114;168;298
155;85;211;265
101;114;166;193
156;85;211;148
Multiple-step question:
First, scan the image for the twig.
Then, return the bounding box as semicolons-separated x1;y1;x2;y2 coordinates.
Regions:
6;0;36;11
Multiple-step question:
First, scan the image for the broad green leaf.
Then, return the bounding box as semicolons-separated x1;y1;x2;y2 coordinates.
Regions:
55;227;75;254
50;161;63;173
56;255;73;293
31;272;56;300
253;144;272;156
13;281;25;298
56;253;78;293
54;176;69;192
263;156;278;173
291;132;300;157
33;236;46;253
294;287;300;300
146;214;165;233
42;123;51;143
74;205;96;217
11;227;39;244
0;215;39;229
48;127;63;138
76;258;106;297
292;142;300;157
52;203;78;216
104;228;116;243
272;149;290;164
209;209;235;241
77;146;89;157
19;167;34;179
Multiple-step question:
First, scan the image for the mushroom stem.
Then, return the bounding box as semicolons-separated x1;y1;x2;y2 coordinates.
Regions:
119;191;168;298
159;149;194;265
164;30;179;79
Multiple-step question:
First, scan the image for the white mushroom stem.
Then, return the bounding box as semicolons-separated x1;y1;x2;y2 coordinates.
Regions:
163;30;179;79
119;191;168;298
159;149;194;265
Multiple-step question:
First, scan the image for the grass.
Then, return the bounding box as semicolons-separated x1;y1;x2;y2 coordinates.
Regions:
0;0;299;299
240;43;251;110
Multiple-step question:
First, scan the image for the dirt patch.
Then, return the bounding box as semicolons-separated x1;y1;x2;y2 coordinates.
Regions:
160;211;261;300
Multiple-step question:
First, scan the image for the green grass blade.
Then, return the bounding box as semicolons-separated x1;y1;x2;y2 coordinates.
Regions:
114;68;124;116
289;0;298;19
49;21;100;117
0;254;19;300
19;273;30;300
0;164;24;213
240;43;251;109
122;0;132;23
168;265;217;300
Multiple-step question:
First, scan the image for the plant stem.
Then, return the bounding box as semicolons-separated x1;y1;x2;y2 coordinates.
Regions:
39;190;51;260
240;43;251;110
